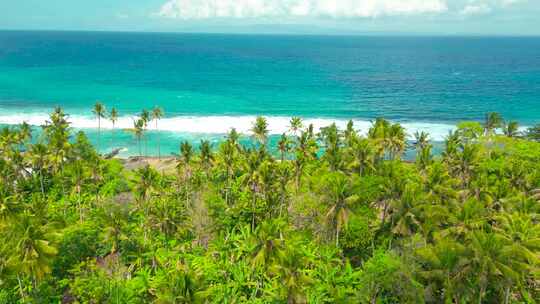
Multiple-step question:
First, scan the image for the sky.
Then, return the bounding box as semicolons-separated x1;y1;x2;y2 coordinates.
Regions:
0;0;539;35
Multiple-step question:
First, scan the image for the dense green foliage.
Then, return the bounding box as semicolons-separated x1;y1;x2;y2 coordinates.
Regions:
1;108;539;303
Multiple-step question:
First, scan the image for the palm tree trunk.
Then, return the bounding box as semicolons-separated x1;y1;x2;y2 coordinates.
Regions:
295;166;301;193
17;275;26;301
97;117;101;154
251;183;256;231
479;286;486;304
78;187;84;223
370;289;378;304
156;120;161;159
145;129;148;157
39;169;45;197
225;167;231;205
380;200;389;229
111;123;115;153
504;285;510;304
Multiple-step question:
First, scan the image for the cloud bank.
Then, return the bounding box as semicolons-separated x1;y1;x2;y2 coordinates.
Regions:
158;0;448;19
157;0;529;20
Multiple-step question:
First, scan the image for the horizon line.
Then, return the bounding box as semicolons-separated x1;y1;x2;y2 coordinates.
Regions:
1;28;539;38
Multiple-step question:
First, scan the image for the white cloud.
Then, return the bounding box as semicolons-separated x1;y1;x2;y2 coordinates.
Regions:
157;0;448;19
457;0;526;16
459;4;492;15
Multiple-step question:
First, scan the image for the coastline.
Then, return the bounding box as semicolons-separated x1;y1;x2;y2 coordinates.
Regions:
116;155;178;173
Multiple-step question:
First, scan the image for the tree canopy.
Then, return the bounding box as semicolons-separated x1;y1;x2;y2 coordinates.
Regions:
0;109;539;303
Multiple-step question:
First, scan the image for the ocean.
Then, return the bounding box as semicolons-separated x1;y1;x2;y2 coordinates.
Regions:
0;31;539;156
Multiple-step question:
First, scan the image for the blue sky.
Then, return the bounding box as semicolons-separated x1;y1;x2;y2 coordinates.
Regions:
1;0;539;35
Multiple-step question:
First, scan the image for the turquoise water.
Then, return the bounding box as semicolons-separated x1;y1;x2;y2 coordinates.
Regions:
0;31;539;156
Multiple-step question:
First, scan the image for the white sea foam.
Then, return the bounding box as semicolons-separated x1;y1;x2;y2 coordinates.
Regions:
0;112;460;141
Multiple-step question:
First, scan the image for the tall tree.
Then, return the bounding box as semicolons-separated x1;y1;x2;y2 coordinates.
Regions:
525;124;540;142
28;143;49;196
7;211;58;298
199;139;214;173
321;172;359;247
130;118;145;157
289;117;303;138
483;112;504;136
348;138;375;176
92;102;106;154
251;116;269;148
141;109;151;156
152;107;164;159
277;133;291;162
109;107;118;153
43;107;71;173
503;121;520;138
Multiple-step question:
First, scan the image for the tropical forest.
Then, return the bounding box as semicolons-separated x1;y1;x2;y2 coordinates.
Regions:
0;105;539;304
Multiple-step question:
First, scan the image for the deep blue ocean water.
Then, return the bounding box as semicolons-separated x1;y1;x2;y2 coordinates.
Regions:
0;31;539;156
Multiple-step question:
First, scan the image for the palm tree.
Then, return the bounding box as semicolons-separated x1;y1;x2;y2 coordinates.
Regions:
43;107;71;174
467;231;523;304
124;118;144;157
227;128;241;147
180;141;194;166
148;198;183;237
416;145;433;171
416;239;471;303
525;124;540;142
320;123;342;171
503;121;520;138
150;262;204;303
131;119;145;157
321;172;359;247
179;141;194;180
494;213;540;265
443;130;461;162
18;121;32;143
133;165;159;208
218;140;236;205
249;219;287;272
66;160;89;222
277;133;291;162
483;112;504;136
199;139;214;173
368;118;391;161
133;164;159;245
141;109;151;156
109;107;118;152
388;123;406;160
92;102;106;153
7;211;58;297
99;202;129;254
413;131;433;171
388;184;421;239
251;116;269;148
152;106;164;159
457;144;480;187
349;137;375;176
344;120;357;148
293;131;318;191
271;244;311;304
28;143;49;196
0;190;20;227
289;117;303;138
413;131;430;151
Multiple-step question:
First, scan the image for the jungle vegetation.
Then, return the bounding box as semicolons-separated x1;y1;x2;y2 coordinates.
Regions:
0;106;539;303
